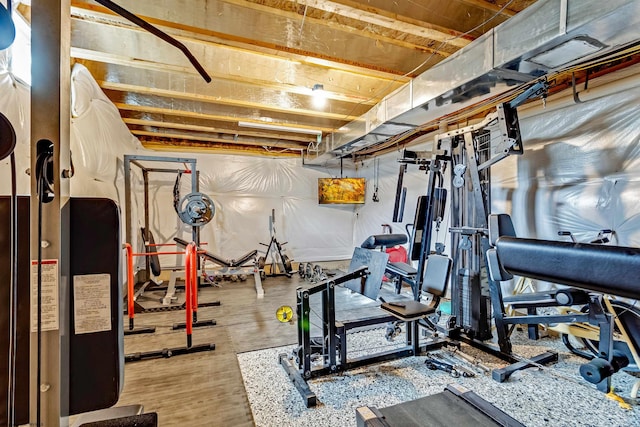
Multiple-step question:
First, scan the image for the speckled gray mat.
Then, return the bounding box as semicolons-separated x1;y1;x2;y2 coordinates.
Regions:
238;328;640;427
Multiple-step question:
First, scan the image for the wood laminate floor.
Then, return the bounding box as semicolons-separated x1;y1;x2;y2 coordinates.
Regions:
115;274;301;426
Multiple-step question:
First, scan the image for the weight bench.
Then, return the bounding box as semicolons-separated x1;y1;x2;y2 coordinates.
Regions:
360;234;418;294
174;237;257;268
486;213;640;392
173;237;264;297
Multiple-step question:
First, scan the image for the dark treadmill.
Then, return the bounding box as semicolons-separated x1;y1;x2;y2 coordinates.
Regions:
357;385;525;427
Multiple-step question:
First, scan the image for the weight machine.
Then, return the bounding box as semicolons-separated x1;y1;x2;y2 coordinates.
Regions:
486;213;640;393
280;244;453;407
393;101;535;363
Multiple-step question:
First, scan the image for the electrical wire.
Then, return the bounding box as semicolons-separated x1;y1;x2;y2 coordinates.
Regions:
337;0;518;124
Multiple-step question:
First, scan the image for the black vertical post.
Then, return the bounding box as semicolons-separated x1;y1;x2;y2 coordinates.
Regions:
413;160;439;299
326;281;337;371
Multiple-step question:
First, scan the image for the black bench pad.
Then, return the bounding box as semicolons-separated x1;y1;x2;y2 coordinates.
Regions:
381;300;436;321
361;234;408;249
173;237;256;268
496;236;640;300
386;261;417;276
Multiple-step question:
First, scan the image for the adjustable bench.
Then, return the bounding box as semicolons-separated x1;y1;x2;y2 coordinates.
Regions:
173;237;264;297
174;237;257;268
486;213;640;392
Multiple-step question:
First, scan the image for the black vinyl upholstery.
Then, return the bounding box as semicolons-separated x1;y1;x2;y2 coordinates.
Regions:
496;236;640;300
361;233;408;249
422;254;452;297
173;237;257;267
141;228;161;277
488;213;516;245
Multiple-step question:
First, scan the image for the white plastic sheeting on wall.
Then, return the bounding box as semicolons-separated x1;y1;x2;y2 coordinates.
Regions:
3;37;640;280
0;60;30;196
492;74;640;248
136;155;360;265
0;61;366;268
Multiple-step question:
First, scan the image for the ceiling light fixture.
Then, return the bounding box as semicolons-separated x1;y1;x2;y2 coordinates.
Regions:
238;121;322;136
311;84;326;108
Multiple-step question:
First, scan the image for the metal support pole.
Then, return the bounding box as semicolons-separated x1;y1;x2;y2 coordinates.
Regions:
30;1;72;425
413;161;438;299
326;282;337;371
300;290;312;376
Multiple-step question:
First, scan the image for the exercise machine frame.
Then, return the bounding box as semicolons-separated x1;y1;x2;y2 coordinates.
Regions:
124;154;201;283
393;102;556;372
279;267;447;407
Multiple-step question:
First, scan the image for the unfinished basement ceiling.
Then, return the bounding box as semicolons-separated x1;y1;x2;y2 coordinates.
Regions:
20;0;539;157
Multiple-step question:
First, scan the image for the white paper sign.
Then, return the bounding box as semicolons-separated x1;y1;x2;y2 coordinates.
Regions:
30;259;60;333
73;274;112;335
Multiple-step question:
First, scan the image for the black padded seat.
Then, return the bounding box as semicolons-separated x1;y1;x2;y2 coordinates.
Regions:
380;300;438;321
381;254;452;319
386;261;417;276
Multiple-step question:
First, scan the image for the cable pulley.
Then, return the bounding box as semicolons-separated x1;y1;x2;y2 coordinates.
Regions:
177;192;215;227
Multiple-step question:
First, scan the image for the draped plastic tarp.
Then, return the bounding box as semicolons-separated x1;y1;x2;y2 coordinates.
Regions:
493;84;640;247
3;33;640;281
0;61;363;269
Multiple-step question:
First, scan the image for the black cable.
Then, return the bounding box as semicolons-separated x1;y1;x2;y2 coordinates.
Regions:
93;0;211;83
7;152;17;427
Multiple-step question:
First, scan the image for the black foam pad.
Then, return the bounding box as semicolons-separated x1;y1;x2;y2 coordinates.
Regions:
422;254;452;297
496;236;640;300
387;261;417;277
141;228;161;277
381;300;436;321
361;234;408;249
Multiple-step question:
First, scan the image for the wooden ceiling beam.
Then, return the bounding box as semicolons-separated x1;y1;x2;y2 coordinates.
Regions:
114;103;346;133
123;118;316;143
132;129;307;150
138;139;302;157
455;0;517;17
70;1;450;75
278;0;472;47
99;80;360;121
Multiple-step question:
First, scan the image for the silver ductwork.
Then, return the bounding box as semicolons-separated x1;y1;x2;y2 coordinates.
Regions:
304;0;640;165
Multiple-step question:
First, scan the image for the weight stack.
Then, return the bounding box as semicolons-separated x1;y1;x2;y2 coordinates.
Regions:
455;268;492;341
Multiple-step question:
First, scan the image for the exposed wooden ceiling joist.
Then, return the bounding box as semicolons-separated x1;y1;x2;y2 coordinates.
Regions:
57;0;540;156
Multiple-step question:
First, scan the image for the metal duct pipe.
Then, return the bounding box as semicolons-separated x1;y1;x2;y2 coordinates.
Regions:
304;0;640;165
519;66;640;119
